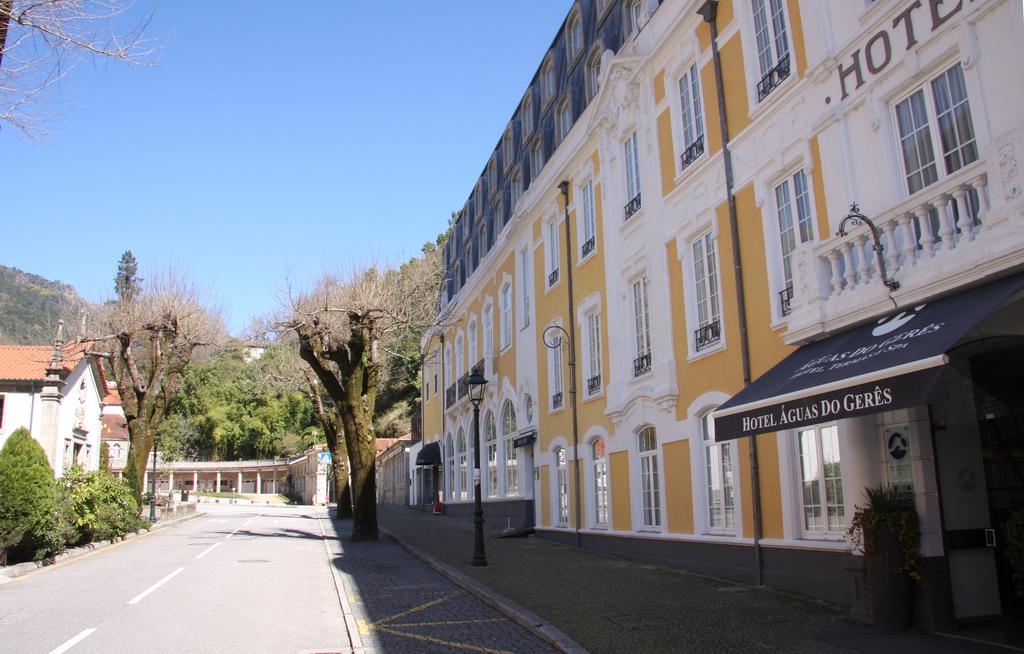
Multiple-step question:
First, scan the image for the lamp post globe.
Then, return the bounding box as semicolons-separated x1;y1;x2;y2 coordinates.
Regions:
467;371;488;567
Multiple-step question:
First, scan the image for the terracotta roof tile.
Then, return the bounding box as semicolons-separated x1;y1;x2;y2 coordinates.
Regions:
0;343;89;382
101;414;129;440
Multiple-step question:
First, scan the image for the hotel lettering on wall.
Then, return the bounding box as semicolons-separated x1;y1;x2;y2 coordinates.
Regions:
837;0;976;101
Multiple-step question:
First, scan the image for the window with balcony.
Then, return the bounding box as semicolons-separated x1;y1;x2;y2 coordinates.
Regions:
585;311;602;398
693;232;722;351
457;427;468;500
549;329;564;410
444;347;452;387
624;131;642;219
482;305;493;359
547;220;561;287
468;319;477;366
751;0;791;101
678;63;705;172
774;170;814;317
580;180;596;259
632;276;652;376
455;333;464;379
445;434;455;500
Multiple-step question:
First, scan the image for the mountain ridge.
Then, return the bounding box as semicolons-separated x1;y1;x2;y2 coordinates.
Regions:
0;265;90;345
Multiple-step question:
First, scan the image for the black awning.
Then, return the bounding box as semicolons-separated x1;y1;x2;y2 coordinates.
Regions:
714;273;1024;440
415;441;441;466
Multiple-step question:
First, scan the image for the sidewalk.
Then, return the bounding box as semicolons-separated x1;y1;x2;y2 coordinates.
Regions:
378;506;1011;654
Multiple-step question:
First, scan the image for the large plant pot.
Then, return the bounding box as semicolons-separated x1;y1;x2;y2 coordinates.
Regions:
865;522;913;631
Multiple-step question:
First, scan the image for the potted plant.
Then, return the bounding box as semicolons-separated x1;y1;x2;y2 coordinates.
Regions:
848;484;921;631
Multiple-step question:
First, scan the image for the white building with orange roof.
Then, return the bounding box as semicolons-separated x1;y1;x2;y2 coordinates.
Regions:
100;382;129;476
0;324;105;476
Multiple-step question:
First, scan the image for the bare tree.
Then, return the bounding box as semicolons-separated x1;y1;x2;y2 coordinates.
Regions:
0;0;157;137
84;269;224;504
278;251;443;540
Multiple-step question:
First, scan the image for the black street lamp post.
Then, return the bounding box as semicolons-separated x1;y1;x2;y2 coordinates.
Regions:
467;370;488;567
149;431;160;523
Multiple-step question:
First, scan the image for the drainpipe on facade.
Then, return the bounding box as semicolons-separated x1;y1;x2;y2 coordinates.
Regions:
558;181;583;549
699;0;764;587
439;332;446;508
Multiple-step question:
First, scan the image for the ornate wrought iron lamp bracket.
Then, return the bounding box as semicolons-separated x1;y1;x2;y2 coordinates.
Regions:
836;203;900;292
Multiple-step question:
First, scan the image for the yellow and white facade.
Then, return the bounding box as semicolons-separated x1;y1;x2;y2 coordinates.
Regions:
420;0;1024;633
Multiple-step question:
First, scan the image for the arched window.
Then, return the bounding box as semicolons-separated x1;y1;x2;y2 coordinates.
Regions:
482;304;493;358
445;434;455;501
485;411;498;498
555;447;569;527
444;346;452;387
702;412;735;532
566;12;583;60
625;0;642;36
586;47;602;101
455;334;465;377
502;400;519;495
500;283;512;349
638;426;661;528
592;438;609;527
541;56;556;104
457;428;468;501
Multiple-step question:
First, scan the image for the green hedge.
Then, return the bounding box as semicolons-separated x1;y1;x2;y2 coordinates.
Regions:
0;428;144;565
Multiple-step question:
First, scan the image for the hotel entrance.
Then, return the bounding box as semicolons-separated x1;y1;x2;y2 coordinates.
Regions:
932;333;1024;644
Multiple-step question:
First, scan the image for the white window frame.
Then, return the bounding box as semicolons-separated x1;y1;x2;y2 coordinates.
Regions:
637;426;662;530
584;310;602;399
482;305;493;359
531;139;544;181
541;57;556;105
520;246;531;330
555;446;569;527
566;12;583;61
796;424;847;539
445;434;455;501
579;179;597;260
772;168;816;315
499;283;512;351
585;46;602;102
468;319;478;369
511;171;523;210
631;275;653;375
521;93;534;136
502;400;519;496
700;412;737;534
444;346;452;387
458;428;468;501
750;0;792;101
892;62;979;197
692;231;722;347
546;219;561;288
486;411;498;498
677;62;706;171
591;438;609;528
625;0;643;36
502;129;514;172
624;131;642;207
548;326;565;412
557;98;573;143
455;333;464;378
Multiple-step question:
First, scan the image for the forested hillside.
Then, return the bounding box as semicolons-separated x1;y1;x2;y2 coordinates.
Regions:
0;265;89;344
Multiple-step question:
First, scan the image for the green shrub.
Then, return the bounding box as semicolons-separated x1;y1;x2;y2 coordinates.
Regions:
60;466;142;543
0;427;66;563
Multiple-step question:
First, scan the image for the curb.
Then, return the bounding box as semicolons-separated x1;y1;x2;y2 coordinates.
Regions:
0;510;204;582
380;526;588;654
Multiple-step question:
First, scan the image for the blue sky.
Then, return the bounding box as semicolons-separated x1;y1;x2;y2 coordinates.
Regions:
2;1;572;334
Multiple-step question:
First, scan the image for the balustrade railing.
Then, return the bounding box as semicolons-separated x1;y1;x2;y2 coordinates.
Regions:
552;392;563;409
694;320;721;352
457;373;469;400
779;285;794;317
445;384;456;408
756;54;791;101
624;193;642;220
548;268;560;287
680;135;704;171
817;167;988;298
582;237;596;258
587;375;601;395
633;352;652;377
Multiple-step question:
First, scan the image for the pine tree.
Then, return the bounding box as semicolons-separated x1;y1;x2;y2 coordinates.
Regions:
114;251;141;302
99;442;110;474
0;428;63;563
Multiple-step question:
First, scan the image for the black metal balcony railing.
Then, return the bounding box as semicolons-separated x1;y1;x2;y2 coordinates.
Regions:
552;392;563;409
472;359;484;375
680;134;705;171
624;193;642;220
756;53;791;101
695;320;721;352
445;384;457;408
457;372;469;400
633;352;652;377
548;268;560;287
581;237;596;258
779;285;794;317
587;375;601;395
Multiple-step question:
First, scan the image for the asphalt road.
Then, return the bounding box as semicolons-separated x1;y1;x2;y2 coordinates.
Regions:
0;504;349;654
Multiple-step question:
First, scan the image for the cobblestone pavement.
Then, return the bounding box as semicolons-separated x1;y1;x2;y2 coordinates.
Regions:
376;507;1006;654
323;515;555;654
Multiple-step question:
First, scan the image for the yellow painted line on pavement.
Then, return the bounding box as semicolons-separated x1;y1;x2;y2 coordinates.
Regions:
357;619;370;636
375;591;460;625
387;618;505;627
374;625;514;654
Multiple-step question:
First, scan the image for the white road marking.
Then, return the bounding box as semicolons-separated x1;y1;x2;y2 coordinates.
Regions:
195;542;222;559
126;567;186;605
48;628;97;654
